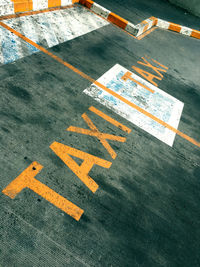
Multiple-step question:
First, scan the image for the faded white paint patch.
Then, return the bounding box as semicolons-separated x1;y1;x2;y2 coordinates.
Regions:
0;0;14;16
32;0;48;11
61;0;72;6
84;64;184;146
157;19;170;29
1;6;108;64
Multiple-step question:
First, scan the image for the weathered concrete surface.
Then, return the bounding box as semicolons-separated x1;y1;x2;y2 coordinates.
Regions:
0;1;200;267
169;0;200;18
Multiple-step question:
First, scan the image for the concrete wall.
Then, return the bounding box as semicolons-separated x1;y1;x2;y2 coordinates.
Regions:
169;0;200;17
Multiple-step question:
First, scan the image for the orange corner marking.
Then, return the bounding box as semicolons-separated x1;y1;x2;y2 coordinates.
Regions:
137;27;157;40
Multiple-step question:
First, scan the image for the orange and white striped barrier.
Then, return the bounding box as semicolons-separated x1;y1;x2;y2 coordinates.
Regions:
79;0;139;35
155;18;200;39
0;0;78;15
0;0;199;40
134;17;157;36
79;0;200;40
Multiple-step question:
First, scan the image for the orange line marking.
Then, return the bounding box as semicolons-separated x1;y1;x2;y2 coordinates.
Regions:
137;57;167;78
67;113;126;159
89;106;132;134
2;162;84;221
0;21;199;148
121;71;155;93
137;27;157;40
150;58;169;70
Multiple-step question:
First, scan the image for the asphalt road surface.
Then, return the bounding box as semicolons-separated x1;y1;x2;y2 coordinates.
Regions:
0;1;200;266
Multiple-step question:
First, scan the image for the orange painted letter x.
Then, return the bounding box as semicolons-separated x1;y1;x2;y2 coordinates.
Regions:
67;113;126;159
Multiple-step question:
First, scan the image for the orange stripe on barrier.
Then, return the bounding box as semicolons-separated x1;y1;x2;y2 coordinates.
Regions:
48;0;61;8
153;17;158;26
191;30;200;39
1;21;199;148
108;12;128;29
149;16;157;26
168;23;181;33
142;20;149;33
81;4;138;39
79;0;93;9
12;0;33;13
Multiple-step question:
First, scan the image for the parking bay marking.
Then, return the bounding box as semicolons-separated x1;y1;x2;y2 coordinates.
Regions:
84;64;184;147
0;21;199;148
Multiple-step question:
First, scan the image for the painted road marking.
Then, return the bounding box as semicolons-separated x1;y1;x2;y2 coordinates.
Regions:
121;71;155;93
84;64;184;146
89;106;132;134
132;56;168;87
50;141;112;193
0;21;199;148
2;106;130;220
2;161;84;221
67;113;127;159
0;5;108;64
